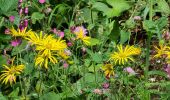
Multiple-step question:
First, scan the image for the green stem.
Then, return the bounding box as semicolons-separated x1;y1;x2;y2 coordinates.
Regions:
145;0;153;79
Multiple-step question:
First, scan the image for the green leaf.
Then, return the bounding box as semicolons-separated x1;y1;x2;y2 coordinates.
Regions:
88;64;102;72
0;92;7;100
120;30;131;44
8;87;19;97
31;12;45;24
157;0;170;15
40;92;61;100
148;70;167;78
0;34;11;41
109;20;120;41
0;55;7;66
106;0;130;17
0;0;18;14
89;38;100;46
92;2;110;13
11;40;27;56
92;52;102;63
143;20;157;33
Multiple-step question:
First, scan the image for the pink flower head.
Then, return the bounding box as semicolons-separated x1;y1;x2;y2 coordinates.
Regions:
5;28;10;34
102;82;110;89
9;16;15;23
11;39;21;47
58;31;64;38
24;7;28;14
67;42;73;47
63;62;69;69
39;0;46;4
164;64;170;78
124;67;136;75
74;26;87;36
133;16;141;20
93;89;102;95
19;8;23;16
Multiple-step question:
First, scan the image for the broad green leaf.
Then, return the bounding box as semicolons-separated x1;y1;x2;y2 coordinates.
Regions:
31;12;45;24
92;2;110;13
0;0;18;14
106;0;130;17
120;30;131;44
88;64;102;72
157;0;170;15
89;38;100;46
92;52;102;63
0;34;11;41
143;20;157;33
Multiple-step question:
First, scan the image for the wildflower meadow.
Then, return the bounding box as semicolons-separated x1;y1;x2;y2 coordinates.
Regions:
0;0;170;99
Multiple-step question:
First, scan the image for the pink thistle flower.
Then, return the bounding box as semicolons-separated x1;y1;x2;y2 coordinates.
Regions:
5;28;10;34
102;82;110;89
39;0;46;4
11;39;21;47
74;26;87;36
58;31;64;38
67;42;73;47
63;62;69;69
9;16;15;23
124;67;136;75
19;8;23;16
164;64;170;78
19;0;22;3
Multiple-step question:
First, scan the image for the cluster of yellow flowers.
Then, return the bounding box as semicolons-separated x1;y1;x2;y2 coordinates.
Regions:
25;31;67;69
10;27;68;69
154;45;170;63
0;57;24;85
102;45;141;78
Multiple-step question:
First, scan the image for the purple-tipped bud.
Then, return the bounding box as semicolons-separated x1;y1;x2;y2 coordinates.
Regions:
19;8;23;15
39;0;46;4
24;19;28;27
24;7;28;14
18;3;22;9
19;24;24;31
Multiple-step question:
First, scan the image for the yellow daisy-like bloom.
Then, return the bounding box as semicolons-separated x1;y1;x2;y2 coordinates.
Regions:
0;64;24;85
35;52;58;69
102;64;114;78
74;26;91;45
26;31;68;69
153;45;168;58
10;27;32;38
110;45;141;65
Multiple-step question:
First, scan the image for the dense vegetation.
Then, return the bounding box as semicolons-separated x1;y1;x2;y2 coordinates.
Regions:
0;0;170;99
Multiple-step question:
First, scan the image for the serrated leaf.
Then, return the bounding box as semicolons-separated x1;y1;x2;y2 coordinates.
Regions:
40;92;61;100
92;2;110;13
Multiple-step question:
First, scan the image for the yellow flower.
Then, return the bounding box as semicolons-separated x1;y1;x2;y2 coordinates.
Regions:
58;50;69;60
10;26;32;38
110;45;141;65
74;26;91;45
153;45;168;58
35;51;58;69
102;64;114;78
26;31;68;69
0;64;24;85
